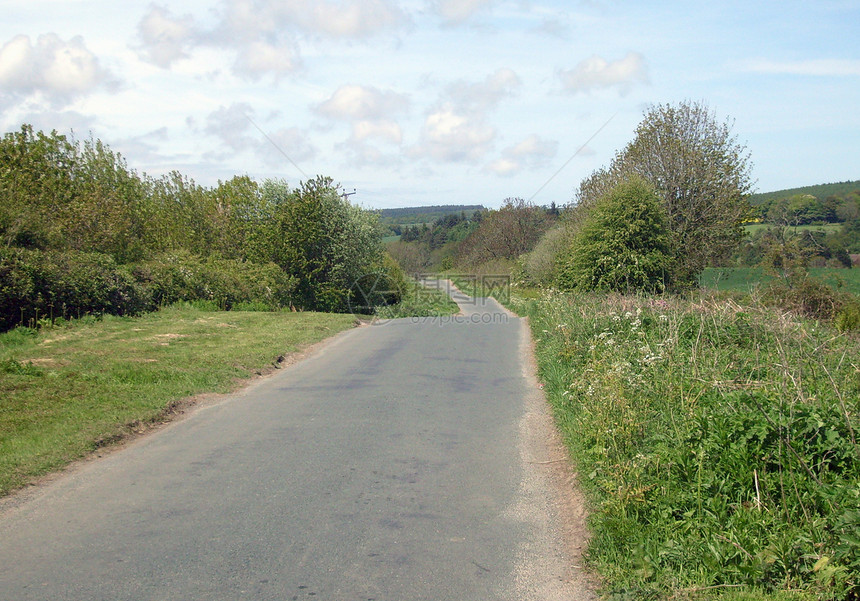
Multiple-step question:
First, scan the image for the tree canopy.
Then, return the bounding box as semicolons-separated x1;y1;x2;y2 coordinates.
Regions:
573;101;753;288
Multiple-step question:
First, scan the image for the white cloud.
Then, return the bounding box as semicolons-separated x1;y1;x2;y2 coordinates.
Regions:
234;39;301;79
742;58;860;77
485;156;520;176
533;16;570;39
218;0;408;40
0;33;118;105
303;0;409;37
315;85;408;147
432;0;495;24
506;134;557;161
352;119;402;144
204;102;255;152
134;4;197;68
411;68;520;164
141;0;406;80
112;127;172;164
257;126;317;167
203;104;317;170
486;134;558;176
446;67;521;113
315;84;409;121
413;104;496;162
559;51;649;95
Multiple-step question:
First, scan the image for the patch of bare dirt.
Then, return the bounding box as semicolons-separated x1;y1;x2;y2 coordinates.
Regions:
18;357;70;368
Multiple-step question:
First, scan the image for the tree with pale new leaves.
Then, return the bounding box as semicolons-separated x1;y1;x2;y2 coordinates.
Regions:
572;101;753;288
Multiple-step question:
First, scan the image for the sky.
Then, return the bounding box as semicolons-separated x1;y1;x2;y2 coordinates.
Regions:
1;1;858;210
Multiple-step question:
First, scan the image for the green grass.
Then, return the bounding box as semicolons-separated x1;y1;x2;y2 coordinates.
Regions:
0;306;357;496
702;267;860;296
374;278;459;319
511;291;860;600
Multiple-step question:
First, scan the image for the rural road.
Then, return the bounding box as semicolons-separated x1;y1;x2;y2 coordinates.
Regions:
0;280;594;600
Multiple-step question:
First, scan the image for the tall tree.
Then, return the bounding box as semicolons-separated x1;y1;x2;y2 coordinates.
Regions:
574;101;753;288
272;176;386;312
458;198;550;265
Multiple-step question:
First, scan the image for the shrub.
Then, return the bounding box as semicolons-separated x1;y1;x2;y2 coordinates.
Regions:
835;299;860;332
347;252;407;314
761;276;845;321
131;251;296;311
271;177;386;312
520;223;576;286
0;248;148;330
556;176;674;293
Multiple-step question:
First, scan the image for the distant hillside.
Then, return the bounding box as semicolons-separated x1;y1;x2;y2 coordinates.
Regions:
378;205;485;226
750;180;860;206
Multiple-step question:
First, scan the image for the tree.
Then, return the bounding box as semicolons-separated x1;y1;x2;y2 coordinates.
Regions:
458;198;550;265
272;176;388;312
573;101;753;288
0;125;78;250
556;177;674;293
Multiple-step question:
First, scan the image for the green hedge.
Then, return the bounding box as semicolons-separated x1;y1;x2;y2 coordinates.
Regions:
0;248;297;331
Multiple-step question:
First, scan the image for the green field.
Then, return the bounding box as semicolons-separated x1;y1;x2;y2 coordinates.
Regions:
743;223;843;235
701;266;860;296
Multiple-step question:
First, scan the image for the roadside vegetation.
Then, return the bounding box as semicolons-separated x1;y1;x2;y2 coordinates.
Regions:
516;290;859;600
445;101;859;599
0;125;405;331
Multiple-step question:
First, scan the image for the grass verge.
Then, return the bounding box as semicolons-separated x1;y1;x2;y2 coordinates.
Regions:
373;278;460;319
0;306;357;497
510;290;859;600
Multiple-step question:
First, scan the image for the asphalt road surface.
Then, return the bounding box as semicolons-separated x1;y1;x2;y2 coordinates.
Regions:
0;280;593;600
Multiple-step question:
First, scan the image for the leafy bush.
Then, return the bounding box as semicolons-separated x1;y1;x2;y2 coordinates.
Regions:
761;276;847;321
556;177;674;293
0;248;298;332
271;176;386;312
347;252;408;314
0;248;147;330
835;300;860;332
520;223;576;286
131;251;296;310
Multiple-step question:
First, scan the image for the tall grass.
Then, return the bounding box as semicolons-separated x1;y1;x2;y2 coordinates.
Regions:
514;291;859;600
